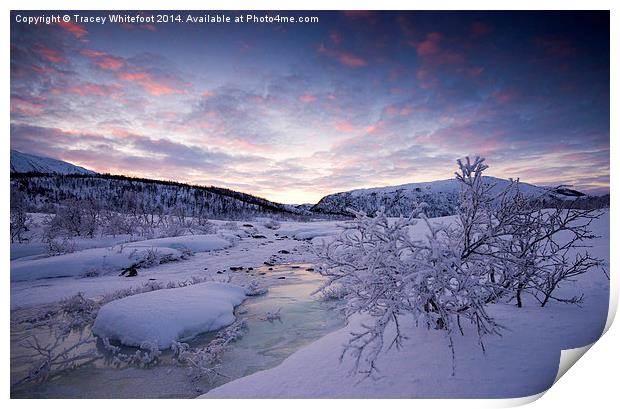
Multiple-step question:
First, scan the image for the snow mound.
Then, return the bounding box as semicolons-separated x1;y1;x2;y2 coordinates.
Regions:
10;234;233;282
10;245;182;281
92;282;247;348
279;224;343;240
125;234;232;253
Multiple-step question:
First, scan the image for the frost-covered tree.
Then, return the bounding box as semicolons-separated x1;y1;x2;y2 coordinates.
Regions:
317;156;603;376
10;187;30;243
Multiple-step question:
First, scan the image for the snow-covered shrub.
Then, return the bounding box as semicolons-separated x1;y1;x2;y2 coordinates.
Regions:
243;279;268;296
41;221;76;256
13;330;98;387
191;211;217;234
101;210;134;236
260;308;282;322
172;319;247;382
316;156;602;376
317;284;349;301
221;221;239;231
101;338;161;368
160;218;185;237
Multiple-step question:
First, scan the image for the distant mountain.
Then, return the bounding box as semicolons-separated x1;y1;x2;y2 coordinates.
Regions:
10;149;96;175
311;176;587;217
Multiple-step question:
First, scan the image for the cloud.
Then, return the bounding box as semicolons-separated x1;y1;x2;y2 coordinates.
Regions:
33;45;65;63
416;32;443;56
57;21;88;39
299;94;318;103
318;44;367;67
57;82;123;98
81;49;125;70
10;123;264;181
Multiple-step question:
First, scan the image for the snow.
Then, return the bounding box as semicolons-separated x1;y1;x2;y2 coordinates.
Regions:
10;245;182;282
311;176;584;217
9;208;610;399
10;234;232;282
201;210;609;399
92;282;247;348
120;234;233;253
278;221;343;240
10;149;96;175
345;176;559;197
10;221;327;308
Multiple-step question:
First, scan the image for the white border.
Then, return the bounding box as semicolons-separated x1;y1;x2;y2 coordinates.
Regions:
2;1;617;408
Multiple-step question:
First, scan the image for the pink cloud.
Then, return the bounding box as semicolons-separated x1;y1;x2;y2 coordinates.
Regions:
318;44;367;67
493;88;520;103
299;94;318;103
58;21;88;39
416;32;443;56
34;46;65;63
11;96;44;116
60;82;123;98
335;121;355;132
80;49;125;70
116;71;184;96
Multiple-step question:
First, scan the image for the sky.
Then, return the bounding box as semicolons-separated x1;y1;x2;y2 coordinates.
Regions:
10;11;610;204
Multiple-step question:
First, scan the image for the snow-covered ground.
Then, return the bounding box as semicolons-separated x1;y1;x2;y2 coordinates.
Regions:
199;211;611;398
10;211;610;399
10;221;330;309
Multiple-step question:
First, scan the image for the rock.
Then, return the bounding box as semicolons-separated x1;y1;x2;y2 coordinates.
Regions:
278;250;290;254
242;224;254;228
119;265;138;277
252;234;267;239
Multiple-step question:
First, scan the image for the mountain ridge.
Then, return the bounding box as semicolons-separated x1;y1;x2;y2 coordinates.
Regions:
10;150;96;175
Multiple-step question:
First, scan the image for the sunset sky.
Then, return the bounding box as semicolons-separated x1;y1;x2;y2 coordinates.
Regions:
10;11;609;204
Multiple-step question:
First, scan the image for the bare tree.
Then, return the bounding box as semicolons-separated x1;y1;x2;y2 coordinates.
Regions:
10;187;30;243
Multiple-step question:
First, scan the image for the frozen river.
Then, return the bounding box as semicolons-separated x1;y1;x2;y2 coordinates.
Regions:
11;264;345;398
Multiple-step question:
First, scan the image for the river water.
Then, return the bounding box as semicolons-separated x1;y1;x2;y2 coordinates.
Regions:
10;264;345;398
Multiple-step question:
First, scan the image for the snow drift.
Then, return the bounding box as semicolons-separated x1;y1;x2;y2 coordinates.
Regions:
10;234;232;281
92;282;247;348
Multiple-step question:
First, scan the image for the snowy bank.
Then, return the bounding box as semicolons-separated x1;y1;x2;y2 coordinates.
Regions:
10;234;232;282
10;246;182;282
92;282;247;348
124;234;232;253
278;222;343;240
202;211;609;398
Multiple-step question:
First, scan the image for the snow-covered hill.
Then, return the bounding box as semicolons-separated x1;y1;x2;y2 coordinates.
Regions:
311;176;586;217
11;173;312;220
10;150;96;175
